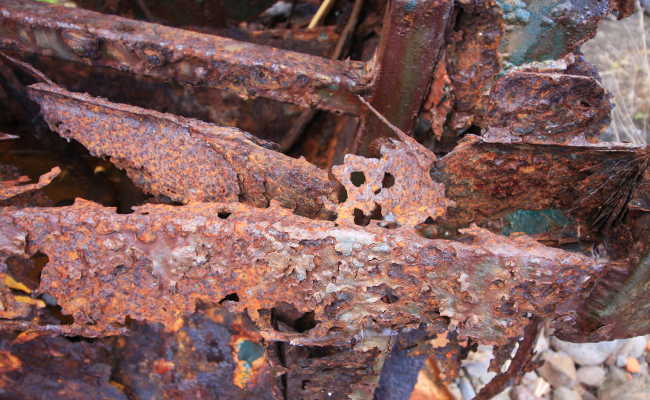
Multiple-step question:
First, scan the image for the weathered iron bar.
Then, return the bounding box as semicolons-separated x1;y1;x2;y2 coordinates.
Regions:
28;83;337;217
354;0;452;155
432;135;644;231
0;0;370;114
1;199;601;348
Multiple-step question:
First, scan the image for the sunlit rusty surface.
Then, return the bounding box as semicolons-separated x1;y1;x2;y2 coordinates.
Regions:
0;166;59;201
0;0;369;114
28;83;337;216
0;199;601;348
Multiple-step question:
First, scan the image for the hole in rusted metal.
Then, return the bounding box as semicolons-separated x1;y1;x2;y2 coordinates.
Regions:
338;186;348;203
217;211;231;219
271;303;318;333
350;171;365;186
6;251;48;291
381;293;399;304
353;208;369;226
307;346;339;359
218;293;239;303
381;172;395;188
294;311;317;333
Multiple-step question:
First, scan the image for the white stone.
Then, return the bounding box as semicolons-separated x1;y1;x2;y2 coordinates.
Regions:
614;336;647;360
576;365;606;387
538;351;577;387
551;337;621;366
553;386;581;400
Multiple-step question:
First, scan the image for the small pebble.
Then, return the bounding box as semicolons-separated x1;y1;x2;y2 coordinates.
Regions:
551;337;620;366
626;357;641;374
538;351;577;387
552;386;581;400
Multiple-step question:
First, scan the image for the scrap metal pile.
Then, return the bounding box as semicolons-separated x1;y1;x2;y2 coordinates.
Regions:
0;0;648;398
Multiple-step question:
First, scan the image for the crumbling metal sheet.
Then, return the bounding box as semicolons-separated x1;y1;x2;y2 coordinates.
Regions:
409;357;456;400
28;83;337;216
331;135;454;227
431;0;618;141
431;135;644;231
113;306;281;399
0;0;369;115
354;0;452;155
483;70;611;145
0;199;601;349
0;332;129;400
0;166;59;201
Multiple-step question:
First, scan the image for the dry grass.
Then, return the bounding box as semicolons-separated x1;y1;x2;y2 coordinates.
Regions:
582;7;650;145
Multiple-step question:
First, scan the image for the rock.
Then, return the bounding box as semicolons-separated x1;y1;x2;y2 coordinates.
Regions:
458;376;475;400
614;336;647;361
510;385;542;400
626;357;641;374
534;330;550;354
538;351;577;387
598;369;650;400
577;365;606;387
462;345;497;385
551;337;620;366
575;385;599;400
553;386;581;400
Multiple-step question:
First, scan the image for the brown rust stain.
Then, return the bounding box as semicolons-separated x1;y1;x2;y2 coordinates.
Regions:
432;135;644;231
28;83;337;217
0;0;369;114
0;199;600;348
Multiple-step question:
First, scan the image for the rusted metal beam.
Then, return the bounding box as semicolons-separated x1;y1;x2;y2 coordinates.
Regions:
431;135;644;232
28;83;337;217
0;199;600;348
0;0;370;114
354;0;452;155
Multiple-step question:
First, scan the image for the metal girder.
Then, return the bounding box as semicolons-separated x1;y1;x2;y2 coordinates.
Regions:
0;200;600;347
0;0;369;114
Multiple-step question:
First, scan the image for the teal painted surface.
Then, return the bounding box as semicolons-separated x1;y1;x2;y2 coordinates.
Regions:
496;0;606;66
237;340;264;367
502;209;571;235
497;0;567;66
